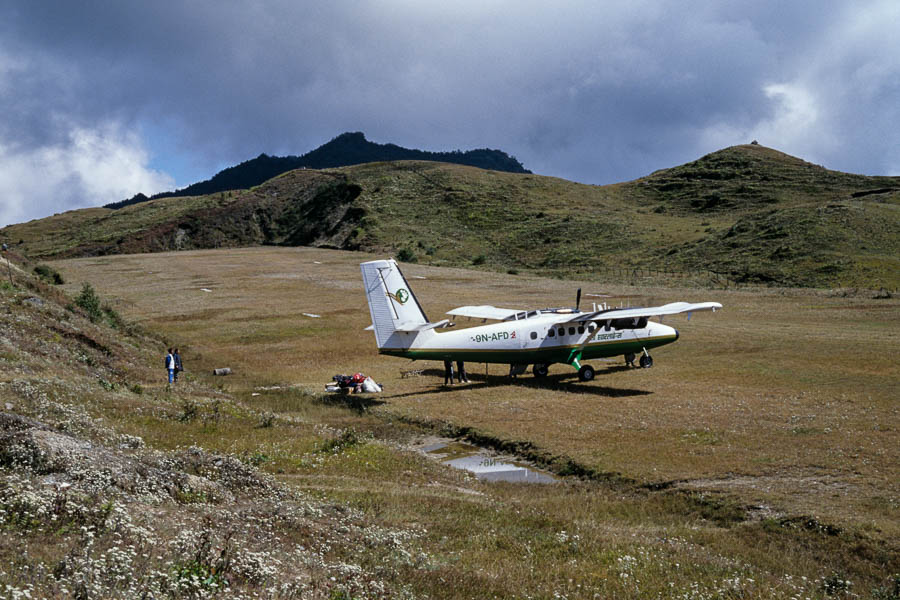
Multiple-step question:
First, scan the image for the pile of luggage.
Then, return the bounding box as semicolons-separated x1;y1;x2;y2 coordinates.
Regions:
325;372;383;394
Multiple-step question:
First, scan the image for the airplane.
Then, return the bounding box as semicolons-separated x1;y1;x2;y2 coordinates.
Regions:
361;258;721;382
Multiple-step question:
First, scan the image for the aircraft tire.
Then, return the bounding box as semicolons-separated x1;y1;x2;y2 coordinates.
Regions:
639;355;653;368
578;365;595;382
533;364;549;378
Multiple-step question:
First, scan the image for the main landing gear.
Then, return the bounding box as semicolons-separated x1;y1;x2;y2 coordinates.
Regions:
577;364;595;382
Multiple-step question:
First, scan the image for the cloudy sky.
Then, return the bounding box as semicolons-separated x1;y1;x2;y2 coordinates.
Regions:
1;1;898;227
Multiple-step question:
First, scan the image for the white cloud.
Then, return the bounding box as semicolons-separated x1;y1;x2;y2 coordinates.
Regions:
748;83;836;162
0;123;174;227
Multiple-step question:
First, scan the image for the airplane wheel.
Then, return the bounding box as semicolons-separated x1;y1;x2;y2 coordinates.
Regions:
533;364;549;378
639;355;653;368
624;353;636;366
578;365;595;382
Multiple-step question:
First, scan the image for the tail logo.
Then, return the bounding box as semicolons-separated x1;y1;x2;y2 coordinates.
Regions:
388;288;410;304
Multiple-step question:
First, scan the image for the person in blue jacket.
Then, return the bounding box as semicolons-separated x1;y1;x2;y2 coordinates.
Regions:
173;348;183;382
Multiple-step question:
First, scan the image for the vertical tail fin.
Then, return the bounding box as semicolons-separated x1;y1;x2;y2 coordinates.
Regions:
360;259;429;348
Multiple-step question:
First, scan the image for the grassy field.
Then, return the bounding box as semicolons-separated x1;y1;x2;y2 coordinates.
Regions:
46;246;899;598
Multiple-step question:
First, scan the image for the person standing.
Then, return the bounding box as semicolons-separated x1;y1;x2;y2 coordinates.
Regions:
165;348;175;384
443;360;455;385
456;361;469;383
173;348;183;382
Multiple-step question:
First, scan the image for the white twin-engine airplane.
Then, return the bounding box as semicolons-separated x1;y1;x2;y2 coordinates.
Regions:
361;258;722;382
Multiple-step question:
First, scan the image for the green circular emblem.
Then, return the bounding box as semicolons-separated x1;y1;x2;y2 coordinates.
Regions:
394;288;410;304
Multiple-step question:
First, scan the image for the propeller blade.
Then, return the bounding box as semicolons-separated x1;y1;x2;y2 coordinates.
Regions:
576;288;582;311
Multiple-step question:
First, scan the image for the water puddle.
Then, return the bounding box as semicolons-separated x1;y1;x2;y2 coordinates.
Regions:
423;441;558;484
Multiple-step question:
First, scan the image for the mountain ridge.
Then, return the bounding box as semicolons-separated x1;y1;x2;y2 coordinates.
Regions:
104;132;530;209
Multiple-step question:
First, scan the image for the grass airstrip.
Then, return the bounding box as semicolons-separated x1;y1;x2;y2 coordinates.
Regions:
53;246;899;598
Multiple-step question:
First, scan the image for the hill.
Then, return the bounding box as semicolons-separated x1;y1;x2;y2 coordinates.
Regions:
104;132;530;209
3;143;898;289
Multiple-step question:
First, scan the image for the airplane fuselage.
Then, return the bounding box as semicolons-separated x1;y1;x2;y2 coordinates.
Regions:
379;313;678;365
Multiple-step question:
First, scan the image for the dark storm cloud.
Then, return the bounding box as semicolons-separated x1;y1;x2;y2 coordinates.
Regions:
1;1;898;226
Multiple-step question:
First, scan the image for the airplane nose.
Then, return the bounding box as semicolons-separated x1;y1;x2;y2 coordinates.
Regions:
674;329;680;342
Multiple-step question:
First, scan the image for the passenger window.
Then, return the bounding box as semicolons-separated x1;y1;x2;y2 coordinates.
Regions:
578;326;585;334
558;328;565;336
568;327;575;335
548;329;555;338
588;324;596;332
530;331;537;340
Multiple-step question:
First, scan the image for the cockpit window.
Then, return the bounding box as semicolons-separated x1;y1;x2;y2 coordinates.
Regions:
610;317;649;330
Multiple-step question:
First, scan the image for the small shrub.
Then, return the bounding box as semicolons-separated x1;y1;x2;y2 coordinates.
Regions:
822;572;852;596
102;305;126;329
245;452;269;467
179;400;199;422
33;264;64;285
397;247;417;263
873;574;900;600
129;383;143;395
257;412;276;428
202;400;221;427
319;429;361;454
174;489;208;504
75;283;103;322
97;377;117;391
472;254;487;266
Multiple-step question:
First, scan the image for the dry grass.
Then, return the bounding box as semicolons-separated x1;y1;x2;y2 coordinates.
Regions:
50;246;900;596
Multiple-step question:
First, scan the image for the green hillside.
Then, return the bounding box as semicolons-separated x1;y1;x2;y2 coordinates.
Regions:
3;144;898;289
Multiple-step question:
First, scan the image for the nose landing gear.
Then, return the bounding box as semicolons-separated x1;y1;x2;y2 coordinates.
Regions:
639;347;653;368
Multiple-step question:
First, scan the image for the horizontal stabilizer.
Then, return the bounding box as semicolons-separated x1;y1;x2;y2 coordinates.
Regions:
366;318;449;332
395;319;451;332
446;305;521;320
571;301;722;323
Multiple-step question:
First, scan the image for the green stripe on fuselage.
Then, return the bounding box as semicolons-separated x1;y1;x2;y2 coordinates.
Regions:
380;334;677;363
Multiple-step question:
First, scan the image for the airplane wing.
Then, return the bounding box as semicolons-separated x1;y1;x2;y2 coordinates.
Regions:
446;305;522;320
569;301;722;323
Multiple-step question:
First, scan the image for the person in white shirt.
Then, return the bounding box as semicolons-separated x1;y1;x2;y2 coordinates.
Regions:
165;348;175;383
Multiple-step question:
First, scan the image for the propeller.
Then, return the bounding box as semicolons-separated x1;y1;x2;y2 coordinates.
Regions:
576;288;582;311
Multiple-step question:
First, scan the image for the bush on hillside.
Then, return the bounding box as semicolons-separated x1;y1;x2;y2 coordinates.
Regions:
397;248;418;263
75;283;103;322
33;264;64;285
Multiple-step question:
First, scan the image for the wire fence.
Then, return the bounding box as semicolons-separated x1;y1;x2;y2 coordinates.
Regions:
586;266;742;289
